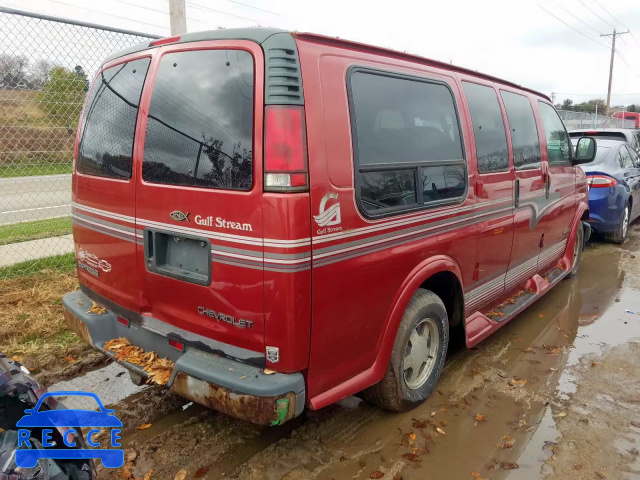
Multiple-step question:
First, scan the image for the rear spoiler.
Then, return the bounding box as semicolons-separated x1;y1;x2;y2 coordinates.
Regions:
569;131;627;141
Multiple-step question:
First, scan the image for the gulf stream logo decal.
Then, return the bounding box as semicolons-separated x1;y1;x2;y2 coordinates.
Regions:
314;193;342;234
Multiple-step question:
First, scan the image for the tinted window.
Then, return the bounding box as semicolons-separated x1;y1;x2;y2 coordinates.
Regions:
143;49;254;190
500;91;541;170
350;71;466;215
350;72;463;165
462;82;509;173
628;145;640;167
77;58;150;179
422;165;466;202
538;102;571;165
360;170;417;210
619;146;634;169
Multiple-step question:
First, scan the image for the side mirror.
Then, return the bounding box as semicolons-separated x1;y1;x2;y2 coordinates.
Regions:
573;137;596;165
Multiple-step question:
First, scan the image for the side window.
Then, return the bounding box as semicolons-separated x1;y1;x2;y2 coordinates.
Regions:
619;146;634;169
77;58;151;179
142;49;254;191
500;91;541;170
462;82;509;174
538;102;571;166
628;145;640;167
349;70;466;215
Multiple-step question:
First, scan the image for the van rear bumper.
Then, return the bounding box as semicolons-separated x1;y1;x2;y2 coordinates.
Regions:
62;290;305;426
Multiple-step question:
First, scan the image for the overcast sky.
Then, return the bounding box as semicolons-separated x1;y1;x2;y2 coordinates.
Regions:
3;0;640;107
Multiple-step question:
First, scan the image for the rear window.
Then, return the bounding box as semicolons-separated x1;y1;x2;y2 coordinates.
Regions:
570;140;610;166
349;70;466;216
77;58;150;179
142;49;254;190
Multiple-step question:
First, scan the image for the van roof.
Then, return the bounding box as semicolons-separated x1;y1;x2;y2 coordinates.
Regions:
103;28;550;101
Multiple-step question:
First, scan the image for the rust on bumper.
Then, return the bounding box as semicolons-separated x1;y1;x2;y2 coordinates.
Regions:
64;309;94;346
170;372;297;426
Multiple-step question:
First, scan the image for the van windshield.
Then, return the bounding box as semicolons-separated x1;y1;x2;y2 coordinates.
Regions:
142;49;254;190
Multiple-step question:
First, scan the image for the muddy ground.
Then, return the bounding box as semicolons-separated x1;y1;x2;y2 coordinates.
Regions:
38;225;640;480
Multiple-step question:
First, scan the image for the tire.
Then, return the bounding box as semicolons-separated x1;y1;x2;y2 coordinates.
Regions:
607;202;630;244
566;223;584;279
363;289;449;412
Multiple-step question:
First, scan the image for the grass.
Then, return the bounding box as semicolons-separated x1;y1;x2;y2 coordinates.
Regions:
0;216;72;245
0;162;73;178
0;268;85;373
0;252;76;280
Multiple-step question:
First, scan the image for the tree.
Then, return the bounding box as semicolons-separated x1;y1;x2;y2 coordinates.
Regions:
74;65;89;91
628;104;637;113
30;59;54;89
37;66;88;133
561;99;574;109
0;54;28;88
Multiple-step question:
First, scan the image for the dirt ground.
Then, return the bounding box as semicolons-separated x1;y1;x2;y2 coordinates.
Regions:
9;224;640;480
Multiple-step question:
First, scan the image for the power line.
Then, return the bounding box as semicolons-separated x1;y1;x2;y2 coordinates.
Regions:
577;0;616;30
539;5;610;49
226;0;280;16
592;0;638;45
553;1;600;36
186;1;260;24
110;0;212;28
43;0;168;31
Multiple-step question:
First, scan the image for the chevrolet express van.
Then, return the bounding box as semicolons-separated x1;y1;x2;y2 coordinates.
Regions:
62;29;596;425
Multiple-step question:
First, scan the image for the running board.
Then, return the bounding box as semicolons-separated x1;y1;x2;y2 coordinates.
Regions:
466;265;568;347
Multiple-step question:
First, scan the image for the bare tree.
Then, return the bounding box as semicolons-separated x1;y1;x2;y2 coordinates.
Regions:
30;59;54;89
0;54;28;88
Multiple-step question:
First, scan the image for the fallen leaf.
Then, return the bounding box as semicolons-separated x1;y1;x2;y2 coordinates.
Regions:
87;301;107;315
555;412;567;418
509;377;527;387
471;472;483;479
10;356;22;362
524;347;535;354
441;420;448;427
412;418;429;429
121;462;134;480
474;422;478;427
591;362;597;367
408;432;416;441
137;423;152;430
65;355;76;363
499;462;519;470
440;408;448;413
370;472;384;480
142;470;153;480
263;368;276;375
497;435;514;449
174;470;187;480
596;471;607;479
125;448;139;463
195;467;210;478
436;427;446;435
512;337;521;342
431;411;436;417
537;313;545;318
402;453;422;462
475;413;487;422
573;464;584;470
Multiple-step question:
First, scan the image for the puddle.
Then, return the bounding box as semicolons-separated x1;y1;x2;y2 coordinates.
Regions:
50;362;147;409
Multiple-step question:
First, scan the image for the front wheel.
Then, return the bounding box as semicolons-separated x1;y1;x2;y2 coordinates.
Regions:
607;202;630;244
363;289;449;412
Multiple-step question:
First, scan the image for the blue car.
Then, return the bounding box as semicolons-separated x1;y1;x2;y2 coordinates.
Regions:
16;391;124;469
571;136;640;243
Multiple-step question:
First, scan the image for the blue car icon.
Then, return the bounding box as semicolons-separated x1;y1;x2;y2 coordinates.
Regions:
16;391;124;468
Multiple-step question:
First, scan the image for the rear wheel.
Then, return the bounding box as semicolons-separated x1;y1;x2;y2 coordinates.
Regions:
363;289;448;412
567;223;584;279
607;202;630;244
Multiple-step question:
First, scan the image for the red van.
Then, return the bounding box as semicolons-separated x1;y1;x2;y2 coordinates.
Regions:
62;29;596;425
613;111;640;129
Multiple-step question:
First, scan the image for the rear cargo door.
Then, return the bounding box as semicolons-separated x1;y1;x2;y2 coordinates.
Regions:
134;41;266;353
72;55;151;312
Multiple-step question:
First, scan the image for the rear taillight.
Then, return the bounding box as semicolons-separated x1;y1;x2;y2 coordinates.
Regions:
169;339;184;351
264;105;308;192
587;175;617;188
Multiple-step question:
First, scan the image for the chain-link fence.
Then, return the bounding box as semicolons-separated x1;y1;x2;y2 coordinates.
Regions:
0;6;158;278
558;109;636;130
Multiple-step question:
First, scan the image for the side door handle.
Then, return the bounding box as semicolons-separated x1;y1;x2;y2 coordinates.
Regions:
515;178;520;208
544;172;550;199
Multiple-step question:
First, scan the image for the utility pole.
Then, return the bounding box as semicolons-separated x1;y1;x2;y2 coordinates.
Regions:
551;92;556;104
600;29;629;116
169;0;187;35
